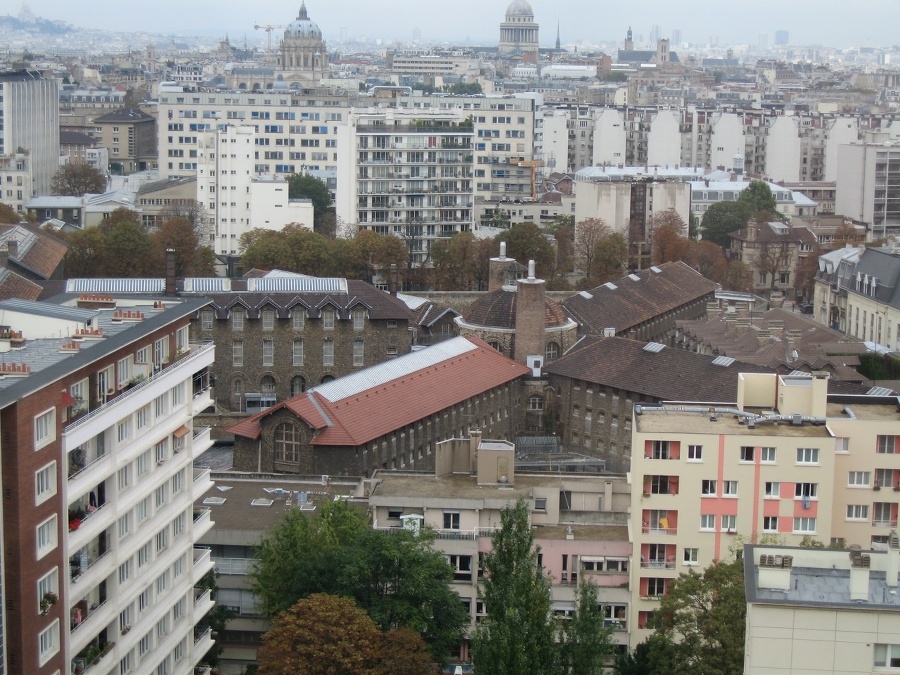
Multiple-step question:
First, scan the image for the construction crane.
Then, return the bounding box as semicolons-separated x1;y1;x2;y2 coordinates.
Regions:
254;24;285;56
517;159;545;199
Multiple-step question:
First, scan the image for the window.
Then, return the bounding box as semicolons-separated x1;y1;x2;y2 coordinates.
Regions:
155;439;168;464
323;340;334;367
35;462;56;504
353;339;364;367
292;310;305;331
200;309;214;330
137;496;150;523
292;339;304;366
874;643;900;667
740;446;755;462
119;557;134;584
723;480;738;497
262;339;274;366
117;418;132;444
155;483;168;508
721;515;736;531
763;516;778;532
136;405;150;431
877;435;898;454
760;447;776;462
443;511;460;530
155;392;167;418
796;447;819;464
687;444;702;461
156;528;169;552
322;307;335;330
646;578;667;597
37;568;58;612
172;469;185;495
137;450;150;477
173;512;186;536
171;382;184;407
38;621;59;665
118;356;133;386
153;337;168;366
290;376;306;396
795;483;817;498
232;340;243;367
37;515;57;558
139;588;150;613
118;512;132;539
765;481;780;498
545;341;559;361
700;514;715;531
232;309;244;331
138;541;152;568
701;479;717;496
34;408;55;449
848;471;870;487
683;548;699;565
846;504;869;521
261;308;275;331
139;631;151;656
275;423;302;463
527;395;544;411
352;307;366;330
793;517;816;533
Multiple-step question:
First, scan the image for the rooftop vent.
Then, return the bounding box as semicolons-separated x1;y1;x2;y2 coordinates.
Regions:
643;342;665;353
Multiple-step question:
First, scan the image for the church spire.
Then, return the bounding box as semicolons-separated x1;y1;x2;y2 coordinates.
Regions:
298;1;309;20
555;20;560;50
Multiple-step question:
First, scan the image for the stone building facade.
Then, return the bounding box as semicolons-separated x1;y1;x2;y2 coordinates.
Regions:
228;336;530;477
186;276;412;414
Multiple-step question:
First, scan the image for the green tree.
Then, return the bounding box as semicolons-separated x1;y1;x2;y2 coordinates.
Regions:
472;499;558;675
495;222;555;279
151;216;199;277
559;581;615;675
102;220;152;277
63;227;106;277
251;500;367;619
590;232;628;284
737;180;778;216
651;557;746;675
287;173;331;214
699;201;751;249
339;527;468;664
0;202;21;224
615;633;680;675
50;163;107;196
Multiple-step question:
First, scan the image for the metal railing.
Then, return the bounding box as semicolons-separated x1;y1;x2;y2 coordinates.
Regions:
65;342;214;433
212;557;256;575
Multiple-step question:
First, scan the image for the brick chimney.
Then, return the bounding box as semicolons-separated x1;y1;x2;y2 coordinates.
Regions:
6;239;18;260
514;260;546;364
165;248;177;297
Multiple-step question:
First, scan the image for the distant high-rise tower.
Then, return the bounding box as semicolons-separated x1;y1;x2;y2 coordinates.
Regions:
0;70;58;196
759;33;768;51
499;0;540;60
774;29;789;45
672;28;682;45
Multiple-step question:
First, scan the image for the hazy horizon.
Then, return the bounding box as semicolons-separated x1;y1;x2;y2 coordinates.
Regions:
9;0;900;49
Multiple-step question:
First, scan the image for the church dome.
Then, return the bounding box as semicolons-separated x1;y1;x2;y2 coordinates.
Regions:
505;0;535;20
285;2;322;40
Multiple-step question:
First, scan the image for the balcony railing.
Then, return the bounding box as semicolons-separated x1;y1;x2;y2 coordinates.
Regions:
70;595;111;634
193;546;212;567
212;557;257;575
68;446;109;482
193;507;212;526
193;466;211;484
640;560;676;569
65;341;214;434
70;547;112;584
641;526;678;536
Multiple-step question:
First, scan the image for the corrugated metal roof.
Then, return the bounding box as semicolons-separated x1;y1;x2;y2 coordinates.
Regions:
312;336;478;403
247;277;348;294
0;298;99;322
66;278;166;294
183;277;231;293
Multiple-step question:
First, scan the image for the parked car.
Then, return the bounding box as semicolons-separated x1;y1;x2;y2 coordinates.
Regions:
798;302;814;314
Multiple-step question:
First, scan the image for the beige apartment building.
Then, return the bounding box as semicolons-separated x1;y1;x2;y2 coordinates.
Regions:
628;371;900;647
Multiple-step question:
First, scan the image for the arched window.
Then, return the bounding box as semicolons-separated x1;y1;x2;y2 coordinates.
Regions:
232;378;244;412
291;376;306;397
261;375;276;396
488;341;504;354
320;374;335;384
545;341;560;362
527;395;544;411
274;423;301;463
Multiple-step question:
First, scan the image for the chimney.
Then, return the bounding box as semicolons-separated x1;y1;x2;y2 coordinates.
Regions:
770;291;785;309
387;264;398;296
849;552;871;601
887;530;900;587
165;248;177;297
514;260;546;364
706;300;720;320
6;239;18;260
735;316;751;333
756;329;772;347
767;319;784;338
489;241;514;292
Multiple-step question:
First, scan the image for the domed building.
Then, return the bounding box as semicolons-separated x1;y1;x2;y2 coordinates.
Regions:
277;2;328;86
455;243;577;365
499;0;540;60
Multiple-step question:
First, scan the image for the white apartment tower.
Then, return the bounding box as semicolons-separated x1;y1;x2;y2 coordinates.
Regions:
0;71;59;198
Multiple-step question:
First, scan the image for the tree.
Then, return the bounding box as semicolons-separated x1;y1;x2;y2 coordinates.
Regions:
50;163;107;196
0;202;21;224
287;173;331;215
650;557;746;675
755;232;793;292
723;259;754;293
380;627;439;675
652;223;690;265
64;226;107;277
737;180;778;216
157;199;212;238
151;216;199;277
258;594;386;675
339;527;468;665
495;222;555;279
559;581;615;675
102;220;153;277
472;499;558;675
683;240;728;285
251;500;366;619
700;201;751;249
575;217;610;277
590;232;629;284
615;633;679;675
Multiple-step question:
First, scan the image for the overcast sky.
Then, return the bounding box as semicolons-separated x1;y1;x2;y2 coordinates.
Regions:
14;0;900;48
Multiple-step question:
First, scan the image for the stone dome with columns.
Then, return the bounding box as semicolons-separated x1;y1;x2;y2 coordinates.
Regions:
277;2;328;86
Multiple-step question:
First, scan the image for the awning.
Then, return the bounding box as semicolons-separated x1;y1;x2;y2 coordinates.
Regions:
60;390;76;407
173;425;190;439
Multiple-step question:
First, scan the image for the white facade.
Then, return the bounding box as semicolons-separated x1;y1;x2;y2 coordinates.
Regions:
835;138;900;239
646;110;681;168
592;109;626;167
765;116;802;183
710;112;745;171
196;125;313;256
0;71;59;197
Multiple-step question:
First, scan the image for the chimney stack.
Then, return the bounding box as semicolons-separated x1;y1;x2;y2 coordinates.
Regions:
165;248;177;297
7;239;18;260
489;241;514;292
514;260;546;364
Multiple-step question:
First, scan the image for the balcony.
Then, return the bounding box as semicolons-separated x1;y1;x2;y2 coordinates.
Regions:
69;532;112;586
70;582;111;636
194;587;214;616
212;557;257;575
193;507;214;538
193;465;211;486
193;546;213;584
192;426;213;454
640;559;676;569
67;442;109;482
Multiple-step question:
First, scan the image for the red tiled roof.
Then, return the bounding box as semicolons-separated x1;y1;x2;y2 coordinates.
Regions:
0;268;41;301
229;336;530;445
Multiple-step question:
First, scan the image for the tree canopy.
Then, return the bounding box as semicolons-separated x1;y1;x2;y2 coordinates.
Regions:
250;500;467;665
287;173;335;235
50;163;107;196
0;202;21;224
737;179;778;216
699;201;751;249
559;581;615;675
495;222;556;279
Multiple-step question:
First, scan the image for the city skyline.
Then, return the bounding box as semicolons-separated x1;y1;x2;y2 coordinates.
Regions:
12;0;900;49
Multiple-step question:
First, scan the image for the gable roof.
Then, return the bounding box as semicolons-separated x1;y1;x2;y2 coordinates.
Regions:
562;261;718;335
0;224;69;279
845;247;900;310
228;336;530;445
0;268;42;301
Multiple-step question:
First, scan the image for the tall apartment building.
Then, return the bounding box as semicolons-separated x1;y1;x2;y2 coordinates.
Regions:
336;109;475;267
0;71;59;197
0;289;216;674
628;371;900;647
0;152;32;215
195;125;313;257
836;134;900;239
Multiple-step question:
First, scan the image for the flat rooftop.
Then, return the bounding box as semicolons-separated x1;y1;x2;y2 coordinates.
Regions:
634;408;832;438
750;566;900;611
371;471;611;501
